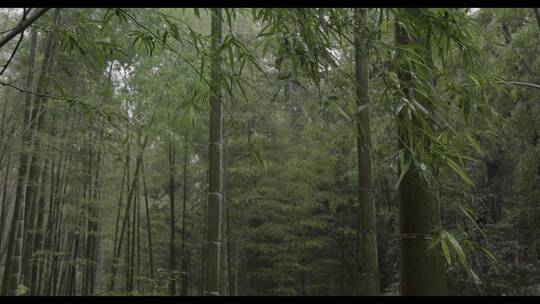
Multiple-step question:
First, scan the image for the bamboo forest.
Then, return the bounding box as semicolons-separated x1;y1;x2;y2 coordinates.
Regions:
0;7;538;297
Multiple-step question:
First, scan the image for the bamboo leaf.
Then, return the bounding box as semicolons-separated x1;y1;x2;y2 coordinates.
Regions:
335;105;351;122
459;206;487;239
465;132;486;157
444;231;466;268
441;237;452;265
447;158;475;187
396;150;411;189
468;268;481;286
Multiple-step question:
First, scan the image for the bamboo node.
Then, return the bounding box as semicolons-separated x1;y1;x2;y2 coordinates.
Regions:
399;233;434;240
358;229;374;234
204;291;219;296
208;192;221;199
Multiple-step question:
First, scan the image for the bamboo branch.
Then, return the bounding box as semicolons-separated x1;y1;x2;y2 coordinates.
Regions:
0;8;49;50
0;32;24;76
0;80;129;125
502;80;540;90
0;79;74;102
460;80;540;90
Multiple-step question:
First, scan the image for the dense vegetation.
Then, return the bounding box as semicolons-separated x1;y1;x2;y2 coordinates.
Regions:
0;7;538;296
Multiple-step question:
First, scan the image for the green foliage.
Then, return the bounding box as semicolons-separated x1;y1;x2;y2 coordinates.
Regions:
16;285;28;296
0;7;537;296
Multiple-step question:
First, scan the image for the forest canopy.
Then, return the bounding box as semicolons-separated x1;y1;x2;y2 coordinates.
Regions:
0;7;538;296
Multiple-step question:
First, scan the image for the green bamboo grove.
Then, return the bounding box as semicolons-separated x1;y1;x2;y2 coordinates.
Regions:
0;7;538;296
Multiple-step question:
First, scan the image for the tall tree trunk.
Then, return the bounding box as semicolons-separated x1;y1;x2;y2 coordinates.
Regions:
1;23;39;296
167;135;177;296
82;123;100;296
219;128;227;296
21;10;61;288
223;127;232;296
394;9;447;296
44;150;70;296
128;175;137;294
0;150;12;254
234;244;238;296
125;195;131;294
108;149;129;292
66;222;81;296
109;152;143;293
141;160;154;293
204;7;223;296
136;177;141;294
226;171;234;296
88;126;103;295
37;156;55;295
82;132;92;296
354;7;380;296
108;85;161;293
181;131;189;296
28;157;49;295
36;153;58;295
